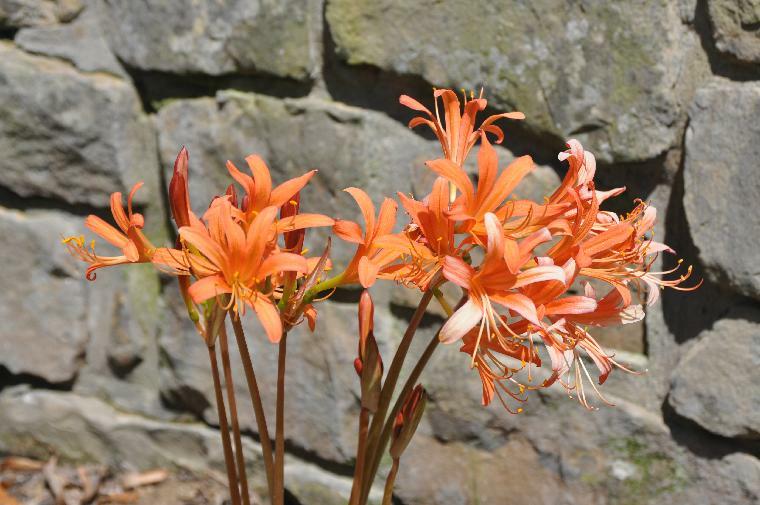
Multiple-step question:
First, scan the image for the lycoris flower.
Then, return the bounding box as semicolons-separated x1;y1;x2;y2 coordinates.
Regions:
400;88;524;168
428;133;534;232
332;187;399;288
439;213;566;345
401;88;525;203
179;201;308;342
63;182;162;280
226;155;323;227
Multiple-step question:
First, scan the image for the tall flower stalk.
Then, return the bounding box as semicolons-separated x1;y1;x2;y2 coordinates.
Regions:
64;88;697;504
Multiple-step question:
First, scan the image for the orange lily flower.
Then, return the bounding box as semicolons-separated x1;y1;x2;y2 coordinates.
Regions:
225;155;331;232
460;320;542;408
401;88;525;203
64;182;160;280
400;88;524;169
333;187;399;288
377;177;455;290
179;201;308;343
439;213;566;345
426;133;534;232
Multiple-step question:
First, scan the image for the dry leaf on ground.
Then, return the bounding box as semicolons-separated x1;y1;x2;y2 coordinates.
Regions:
121;469;169;490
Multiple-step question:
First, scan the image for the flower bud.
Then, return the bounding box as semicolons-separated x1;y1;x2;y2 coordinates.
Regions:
357;289;374;361
280;192;305;253
390;384;427;459
168;147;191;229
359;331;383;412
356;290;382;411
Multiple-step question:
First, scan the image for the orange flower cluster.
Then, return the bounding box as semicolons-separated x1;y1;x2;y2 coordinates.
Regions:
330;89;698;410
65;87;696;413
65;148;334;343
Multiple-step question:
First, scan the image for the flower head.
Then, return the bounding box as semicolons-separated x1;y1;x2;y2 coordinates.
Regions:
63;182;161;280
332;187;399;288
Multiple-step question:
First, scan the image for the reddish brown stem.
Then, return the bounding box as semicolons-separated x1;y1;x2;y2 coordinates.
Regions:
359;293;464;505
273;333;288;505
219;324;251;505
230;315;275;498
359;289;434;501
208;344;242;505
381;458;400;505
349;407;370;505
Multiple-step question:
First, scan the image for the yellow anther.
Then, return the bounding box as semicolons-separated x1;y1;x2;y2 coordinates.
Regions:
517;408;523;413
289;200;298;206
300;248;310;255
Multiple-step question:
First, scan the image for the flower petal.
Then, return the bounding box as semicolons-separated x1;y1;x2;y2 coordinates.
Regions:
188;275;232;304
179;226;226;269
276;213;335;233
270;170;317;208
258;252;308;279
86;215;129;249
226;160;255;198
439;298;482;344
399;94;433;115
344;187;376;239
333;220;364;244
252;296;283;343
513;265;566;288
442;255;475;289
425;158;475;206
544;296;598;315
358;256;380;288
490;292;540;326
375;198;398;237
246;155;273;208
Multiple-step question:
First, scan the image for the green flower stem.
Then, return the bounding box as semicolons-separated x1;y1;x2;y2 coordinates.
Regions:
304;272;346;303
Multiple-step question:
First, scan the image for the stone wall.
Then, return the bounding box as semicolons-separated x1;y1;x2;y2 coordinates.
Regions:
0;1;758;504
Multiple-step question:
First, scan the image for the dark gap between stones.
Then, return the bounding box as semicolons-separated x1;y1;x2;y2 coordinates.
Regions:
319;0;566;170
122;64;313;114
0;365;77;393
662;398;760;459
0;183;114;220
693;0;760;81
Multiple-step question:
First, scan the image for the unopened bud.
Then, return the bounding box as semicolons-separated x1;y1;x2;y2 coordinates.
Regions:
390;385;427;459
168;147;191;228
280;192;305;252
359;331;383;412
358;289;374;355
